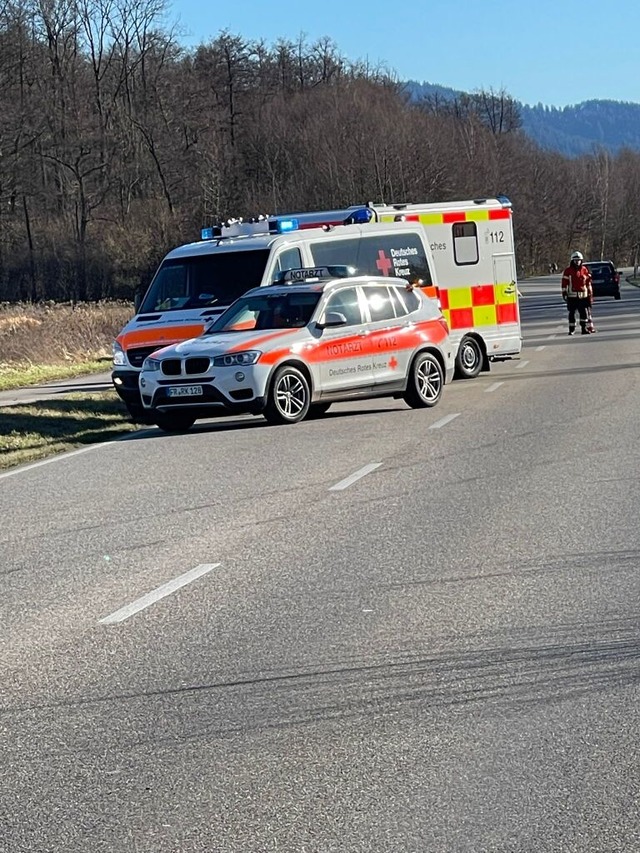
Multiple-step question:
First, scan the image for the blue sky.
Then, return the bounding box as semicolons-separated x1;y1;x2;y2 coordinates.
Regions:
165;0;638;107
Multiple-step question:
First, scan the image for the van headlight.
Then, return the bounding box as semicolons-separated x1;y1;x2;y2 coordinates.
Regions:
213;350;261;366
142;357;162;372
112;340;126;366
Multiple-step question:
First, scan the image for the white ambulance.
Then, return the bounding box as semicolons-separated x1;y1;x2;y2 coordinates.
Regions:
369;196;521;379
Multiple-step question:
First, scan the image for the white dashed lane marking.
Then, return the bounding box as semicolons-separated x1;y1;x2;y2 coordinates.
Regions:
429;413;461;430
99;563;221;625
329;463;382;491
485;382;504;393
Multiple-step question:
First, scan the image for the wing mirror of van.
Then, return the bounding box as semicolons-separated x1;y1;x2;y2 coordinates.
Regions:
317;311;348;329
134;290;143;313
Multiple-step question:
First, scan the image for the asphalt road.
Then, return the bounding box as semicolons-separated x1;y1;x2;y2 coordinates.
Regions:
1;276;640;852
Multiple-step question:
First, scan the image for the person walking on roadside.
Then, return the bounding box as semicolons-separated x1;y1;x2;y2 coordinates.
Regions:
561;251;593;335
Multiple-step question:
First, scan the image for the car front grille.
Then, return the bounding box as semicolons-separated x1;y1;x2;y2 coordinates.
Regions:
156;357;211;377
161;359;182;376
185;357;210;375
127;345;162;368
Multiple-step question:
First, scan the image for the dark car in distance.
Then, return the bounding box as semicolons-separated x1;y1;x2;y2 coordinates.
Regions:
583;260;622;299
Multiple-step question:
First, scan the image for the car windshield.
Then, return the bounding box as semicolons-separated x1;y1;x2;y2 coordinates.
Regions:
206;291;322;333
139;250;271;313
587;263;612;277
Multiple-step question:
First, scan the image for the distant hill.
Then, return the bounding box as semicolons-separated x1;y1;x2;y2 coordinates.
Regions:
403;81;640;157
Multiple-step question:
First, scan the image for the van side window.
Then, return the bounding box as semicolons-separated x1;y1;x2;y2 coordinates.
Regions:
275;247;303;273
363;286;395;322
452;222;479;265
309;233;433;286
323;287;363;326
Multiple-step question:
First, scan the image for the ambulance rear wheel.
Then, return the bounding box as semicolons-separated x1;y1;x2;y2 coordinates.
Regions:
455;335;483;379
403;352;443;408
264;365;311;424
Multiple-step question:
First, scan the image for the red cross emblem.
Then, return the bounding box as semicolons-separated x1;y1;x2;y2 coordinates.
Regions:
375;250;393;276
388;356;398;370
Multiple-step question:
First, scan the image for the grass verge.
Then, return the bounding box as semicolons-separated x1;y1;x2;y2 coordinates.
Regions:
0;358;112;392
0;392;139;471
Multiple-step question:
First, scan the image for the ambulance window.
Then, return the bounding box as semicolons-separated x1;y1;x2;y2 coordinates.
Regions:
309;234;433;287
363;286;395;322
323;287;362;326
275;247;302;273
452;222;479;265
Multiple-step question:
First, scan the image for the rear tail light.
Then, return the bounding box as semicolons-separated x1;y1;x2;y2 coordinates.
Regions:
438;317;450;334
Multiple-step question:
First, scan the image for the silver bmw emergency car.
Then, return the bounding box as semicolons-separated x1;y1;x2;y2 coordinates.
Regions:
139;267;454;431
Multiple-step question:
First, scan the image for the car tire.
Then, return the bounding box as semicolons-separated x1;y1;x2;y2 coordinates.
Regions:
263;366;311;424
153;411;196;433
403;352;444;408
306;402;332;419
454;335;483;379
614;291;621;300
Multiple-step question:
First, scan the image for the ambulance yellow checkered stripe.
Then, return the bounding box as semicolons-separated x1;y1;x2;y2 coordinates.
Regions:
438;283;518;330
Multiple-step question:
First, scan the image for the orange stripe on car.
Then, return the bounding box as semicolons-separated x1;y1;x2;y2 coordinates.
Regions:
259;321;447;366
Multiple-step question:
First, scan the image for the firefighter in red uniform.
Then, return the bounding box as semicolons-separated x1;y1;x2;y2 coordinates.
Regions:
561;251;593;335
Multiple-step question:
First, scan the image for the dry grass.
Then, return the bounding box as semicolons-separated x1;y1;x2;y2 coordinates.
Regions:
0;392;139;470
0;300;133;390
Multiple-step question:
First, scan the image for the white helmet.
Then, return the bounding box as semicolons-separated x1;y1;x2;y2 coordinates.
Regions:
571;251;583;262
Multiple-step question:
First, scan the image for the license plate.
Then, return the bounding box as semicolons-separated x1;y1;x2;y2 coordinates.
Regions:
167;385;203;398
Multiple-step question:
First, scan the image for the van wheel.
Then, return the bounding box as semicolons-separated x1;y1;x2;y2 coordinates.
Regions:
614;291;621;300
153;411;196;433
264;366;311;424
403;352;443;408
306;403;332;419
455;335;483;379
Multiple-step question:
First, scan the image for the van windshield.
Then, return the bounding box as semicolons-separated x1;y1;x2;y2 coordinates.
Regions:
138;250;271;313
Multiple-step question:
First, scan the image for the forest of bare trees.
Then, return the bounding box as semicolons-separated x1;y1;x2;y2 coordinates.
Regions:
2;0;640;303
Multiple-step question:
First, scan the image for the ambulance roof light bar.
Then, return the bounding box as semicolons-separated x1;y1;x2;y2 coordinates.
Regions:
200;206;376;242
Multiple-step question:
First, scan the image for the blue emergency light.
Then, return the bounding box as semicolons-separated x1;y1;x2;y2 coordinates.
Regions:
201;227;214;240
343;207;374;225
274;218;299;234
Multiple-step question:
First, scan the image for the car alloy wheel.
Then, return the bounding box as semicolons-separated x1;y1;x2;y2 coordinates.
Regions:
264;365;311;424
404;352;443;408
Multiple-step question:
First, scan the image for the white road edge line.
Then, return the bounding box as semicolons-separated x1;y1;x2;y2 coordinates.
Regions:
515;360;530;369
429;413;461;430
0;442;112;481
485;382;504;393
535;345;546;351
329;463;382;491
99;563;221;625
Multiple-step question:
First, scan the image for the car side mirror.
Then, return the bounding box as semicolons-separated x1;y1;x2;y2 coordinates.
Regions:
317;311;348;329
134;290;142;313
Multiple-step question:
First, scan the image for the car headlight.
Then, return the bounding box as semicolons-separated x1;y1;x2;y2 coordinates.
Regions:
142;357;162;372
213;350;261;367
112;340;126;366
